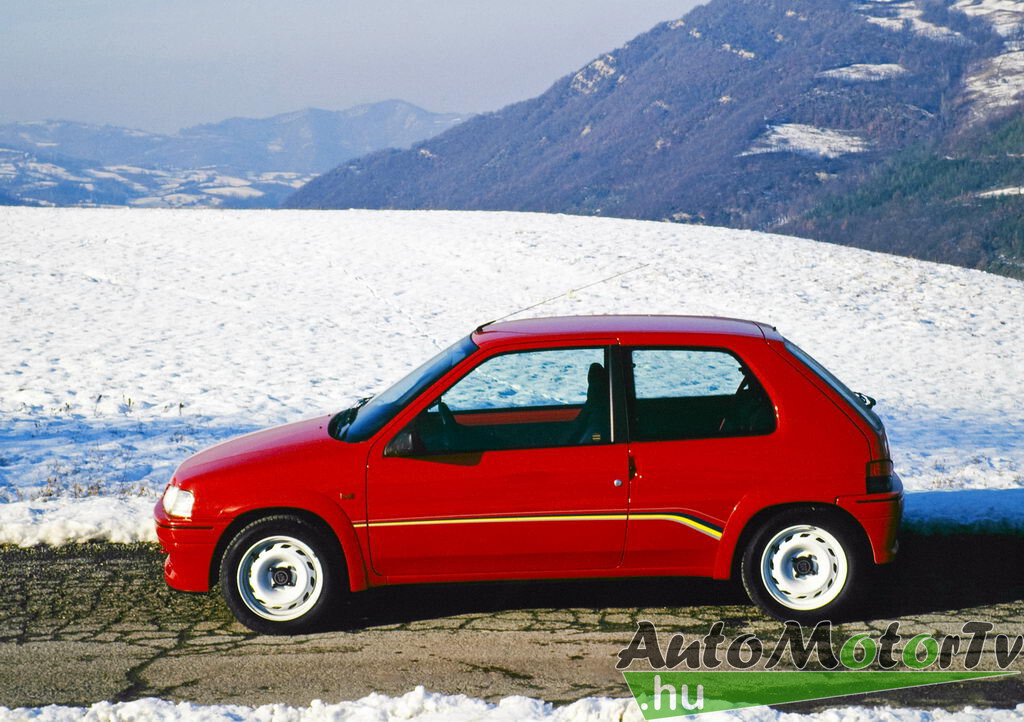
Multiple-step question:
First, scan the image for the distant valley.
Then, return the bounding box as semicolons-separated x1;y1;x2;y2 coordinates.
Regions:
0;101;463;208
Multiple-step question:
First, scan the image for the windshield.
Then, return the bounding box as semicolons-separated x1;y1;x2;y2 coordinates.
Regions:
784;341;883;432
339;335;478;442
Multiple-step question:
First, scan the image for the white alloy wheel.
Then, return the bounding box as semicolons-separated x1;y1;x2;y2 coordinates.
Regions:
236;535;325;621
759;524;849;611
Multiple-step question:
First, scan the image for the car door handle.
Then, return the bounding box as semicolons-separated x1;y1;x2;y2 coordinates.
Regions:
613;479;623;487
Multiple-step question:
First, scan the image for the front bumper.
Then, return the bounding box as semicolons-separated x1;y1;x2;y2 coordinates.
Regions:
154;501;222;592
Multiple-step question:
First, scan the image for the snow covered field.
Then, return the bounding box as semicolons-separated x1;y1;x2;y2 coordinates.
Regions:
1;207;1023;545
2;688;1022;722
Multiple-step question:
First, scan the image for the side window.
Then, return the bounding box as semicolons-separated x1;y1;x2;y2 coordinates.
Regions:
629;348;775;441
403;347;611;454
633;349;745;399
443;349;597;411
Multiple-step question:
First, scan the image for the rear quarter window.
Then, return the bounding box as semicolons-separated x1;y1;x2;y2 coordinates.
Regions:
783;341;883;432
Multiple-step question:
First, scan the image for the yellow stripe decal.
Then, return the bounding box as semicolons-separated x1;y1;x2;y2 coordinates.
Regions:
367;513;723;540
639;514;723;539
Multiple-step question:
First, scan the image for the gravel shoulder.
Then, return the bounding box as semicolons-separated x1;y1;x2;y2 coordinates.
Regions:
2;533;1023;710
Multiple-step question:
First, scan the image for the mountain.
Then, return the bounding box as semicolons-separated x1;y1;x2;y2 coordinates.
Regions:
286;0;1024;277
0;101;464;208
173;104;466;175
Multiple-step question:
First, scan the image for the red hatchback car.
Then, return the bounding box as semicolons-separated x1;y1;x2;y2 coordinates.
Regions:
155;316;902;633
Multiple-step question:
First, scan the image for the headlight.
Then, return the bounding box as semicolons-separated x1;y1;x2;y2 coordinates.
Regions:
162;484;195;518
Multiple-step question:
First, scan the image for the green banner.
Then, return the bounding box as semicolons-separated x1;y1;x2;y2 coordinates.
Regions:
622;671;1016;719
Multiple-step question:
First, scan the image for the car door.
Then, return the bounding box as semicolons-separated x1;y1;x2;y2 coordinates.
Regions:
366;342;629;578
623;346;779;573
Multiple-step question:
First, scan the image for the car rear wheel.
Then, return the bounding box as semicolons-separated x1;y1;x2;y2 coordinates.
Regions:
219;515;342;634
741;508;865;622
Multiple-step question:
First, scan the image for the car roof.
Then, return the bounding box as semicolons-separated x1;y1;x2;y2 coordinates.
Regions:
471;315;775;348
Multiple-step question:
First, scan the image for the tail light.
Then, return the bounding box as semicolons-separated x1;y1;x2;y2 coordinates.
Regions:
866;459;894;494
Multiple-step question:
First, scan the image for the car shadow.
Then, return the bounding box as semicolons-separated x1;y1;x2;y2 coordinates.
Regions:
864;531;1024;619
325;576;751;632
322;531;1024;631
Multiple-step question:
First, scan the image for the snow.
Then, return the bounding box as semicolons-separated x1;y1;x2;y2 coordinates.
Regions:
1;690;1023;722
203;185;265;198
934;0;1024;125
103;165;170;177
978;186;1024;197
24;163;89;183
85;168;148;192
207;175;250;187
255;171;312;188
0;207;1023;545
721;43;757;59
960;50;1024;125
952;0;1024;37
572;56;617;94
860;3;965;41
129;193;211;208
741;124;872;158
817;63;909;81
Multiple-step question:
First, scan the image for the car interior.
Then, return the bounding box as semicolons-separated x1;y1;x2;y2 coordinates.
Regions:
413;361;611;453
401;354;774;455
629;373;775;441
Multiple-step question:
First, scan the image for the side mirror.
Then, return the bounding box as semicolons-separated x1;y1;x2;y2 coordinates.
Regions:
384;429;418;458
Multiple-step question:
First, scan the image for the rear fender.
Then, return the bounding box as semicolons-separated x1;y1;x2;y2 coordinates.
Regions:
712;493;839;580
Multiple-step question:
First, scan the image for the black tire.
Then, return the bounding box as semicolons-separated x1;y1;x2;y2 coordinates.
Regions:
219;514;343;635
740;507;867;623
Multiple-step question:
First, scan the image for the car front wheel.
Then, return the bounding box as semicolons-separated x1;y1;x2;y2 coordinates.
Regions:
219;515;342;634
741;509;865;623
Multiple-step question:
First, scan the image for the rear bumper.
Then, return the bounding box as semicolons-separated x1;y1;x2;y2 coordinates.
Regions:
154;502;222;592
836;485;903;565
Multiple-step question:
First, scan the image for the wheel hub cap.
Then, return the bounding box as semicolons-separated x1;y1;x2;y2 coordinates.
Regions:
792;555;816;577
760;524;849;611
270;567;295;587
236;535;325;621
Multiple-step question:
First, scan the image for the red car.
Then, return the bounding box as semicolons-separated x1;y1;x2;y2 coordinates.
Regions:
155;316;902;633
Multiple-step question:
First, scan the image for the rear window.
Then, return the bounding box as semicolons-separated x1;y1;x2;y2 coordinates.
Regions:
784;341;883;431
628;348;776;441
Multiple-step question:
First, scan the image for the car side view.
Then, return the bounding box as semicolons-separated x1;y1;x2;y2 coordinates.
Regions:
155;316;903;634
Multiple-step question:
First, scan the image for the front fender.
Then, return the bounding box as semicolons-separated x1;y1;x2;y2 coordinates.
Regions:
217;490;371;593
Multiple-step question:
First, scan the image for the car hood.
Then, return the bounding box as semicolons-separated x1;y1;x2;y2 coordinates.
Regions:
174;415;334;481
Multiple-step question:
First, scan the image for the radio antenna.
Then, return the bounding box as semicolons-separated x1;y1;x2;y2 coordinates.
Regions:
478;262;651;332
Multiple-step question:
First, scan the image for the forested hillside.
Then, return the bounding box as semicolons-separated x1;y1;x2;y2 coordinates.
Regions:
288;0;1024;277
782;113;1024;276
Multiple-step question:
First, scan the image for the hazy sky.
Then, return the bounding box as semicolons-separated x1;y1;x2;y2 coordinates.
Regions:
2;1;701;134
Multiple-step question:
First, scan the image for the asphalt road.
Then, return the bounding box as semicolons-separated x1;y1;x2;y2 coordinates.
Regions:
2;533;1023;711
